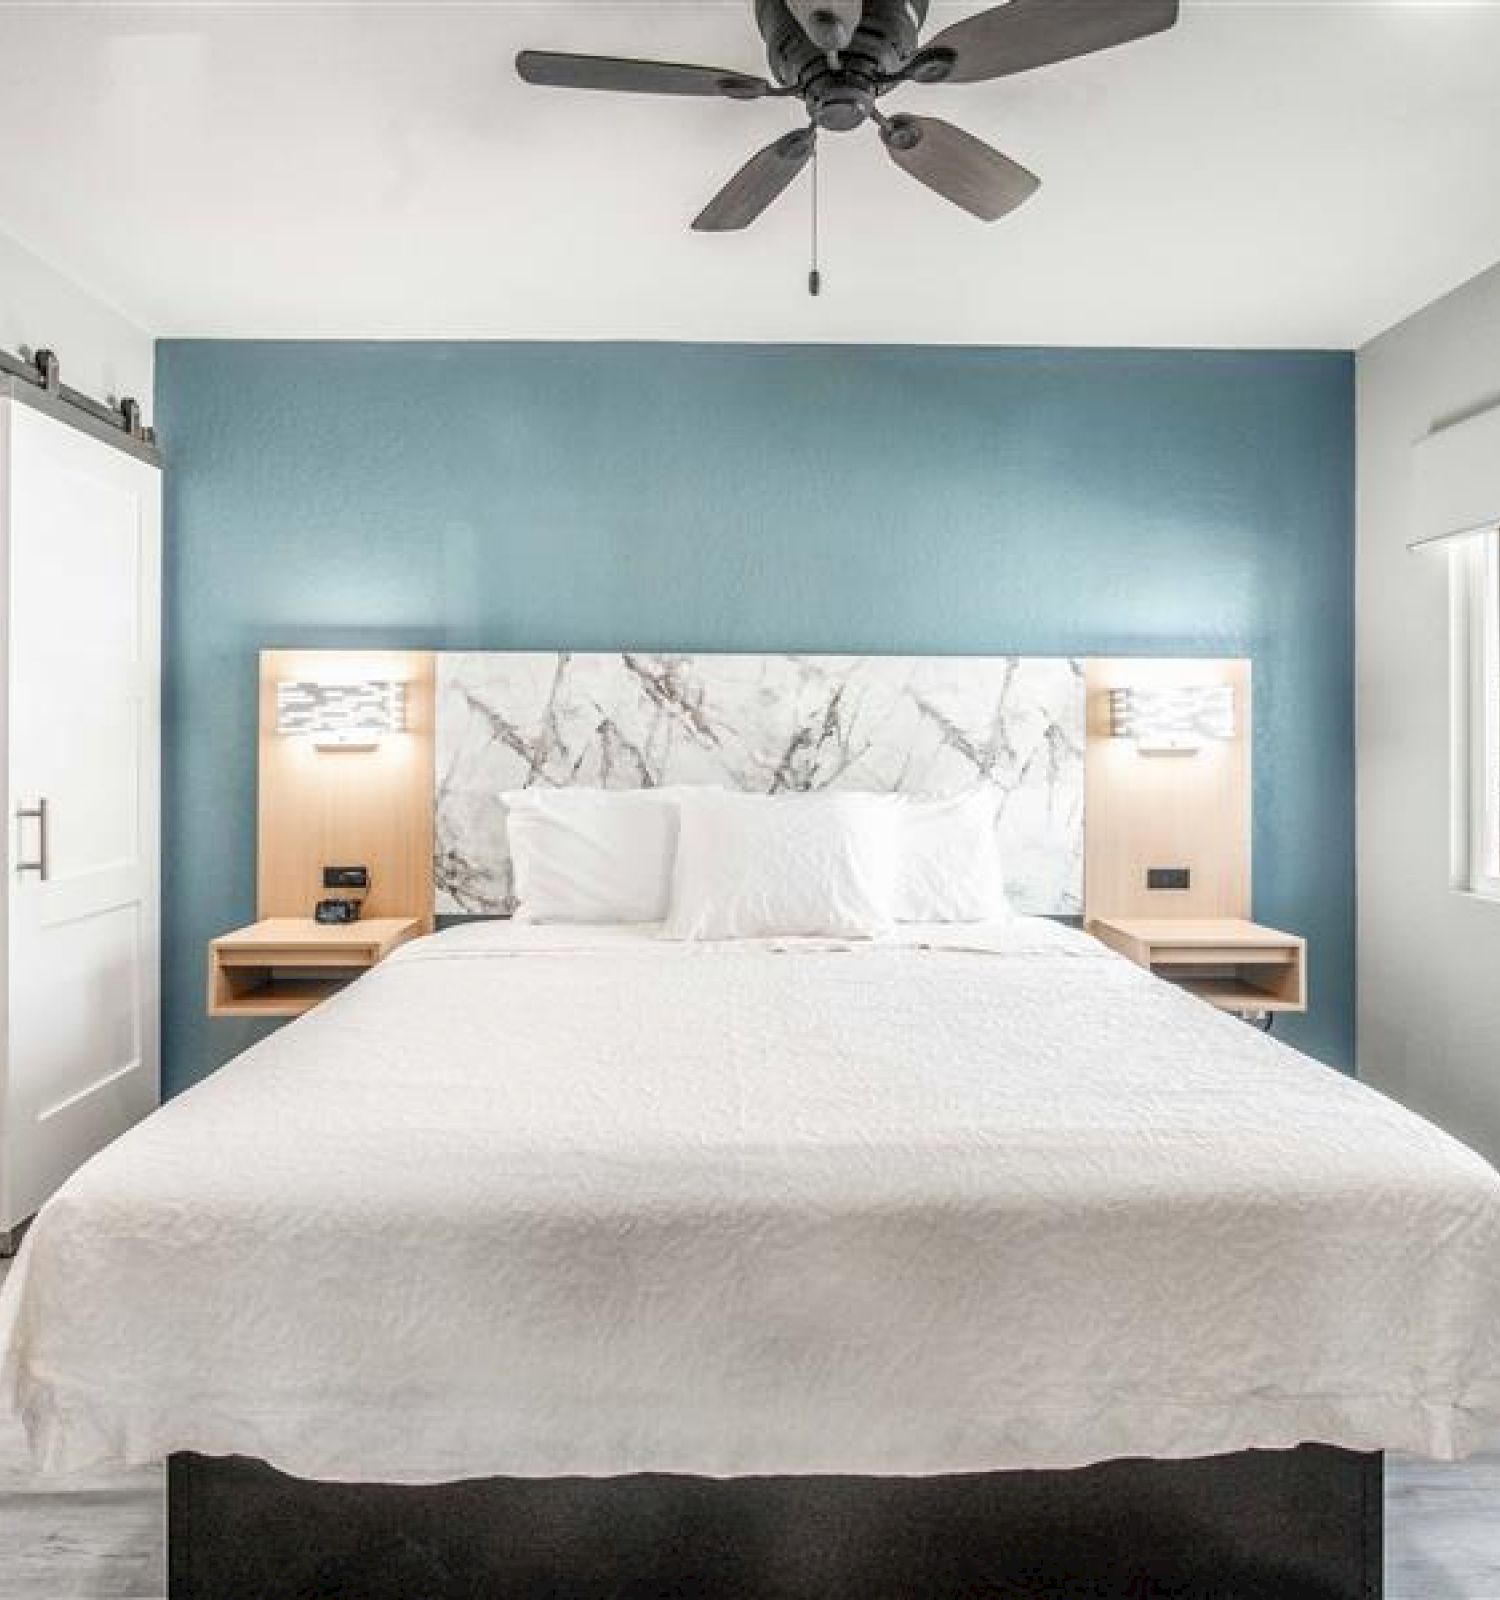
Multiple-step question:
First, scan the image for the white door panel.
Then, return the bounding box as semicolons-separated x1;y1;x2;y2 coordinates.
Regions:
18;901;144;1114
2;399;160;1232
15;684;143;877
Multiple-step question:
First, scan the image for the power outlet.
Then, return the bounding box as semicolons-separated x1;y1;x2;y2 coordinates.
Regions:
1147;867;1192;892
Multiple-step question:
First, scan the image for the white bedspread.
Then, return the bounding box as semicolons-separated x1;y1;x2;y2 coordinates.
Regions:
3;919;1500;1483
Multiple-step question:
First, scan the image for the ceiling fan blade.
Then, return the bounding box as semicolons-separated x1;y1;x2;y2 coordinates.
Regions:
786;0;864;53
693;129;816;232
516;51;772;99
916;0;1178;86
879;115;1039;222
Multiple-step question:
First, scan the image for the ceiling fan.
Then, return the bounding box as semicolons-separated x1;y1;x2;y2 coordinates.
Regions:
516;1;1179;235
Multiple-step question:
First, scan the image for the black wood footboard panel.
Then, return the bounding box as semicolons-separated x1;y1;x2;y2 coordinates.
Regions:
169;1444;1382;1600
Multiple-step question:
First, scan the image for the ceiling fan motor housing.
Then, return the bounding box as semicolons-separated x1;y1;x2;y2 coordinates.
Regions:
754;0;930;93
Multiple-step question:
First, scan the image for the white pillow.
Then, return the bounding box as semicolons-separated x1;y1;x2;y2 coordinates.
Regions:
503;788;681;924
663;790;899;941
893;789;1011;924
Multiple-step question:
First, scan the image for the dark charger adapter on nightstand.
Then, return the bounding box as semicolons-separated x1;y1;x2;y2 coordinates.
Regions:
316;865;370;924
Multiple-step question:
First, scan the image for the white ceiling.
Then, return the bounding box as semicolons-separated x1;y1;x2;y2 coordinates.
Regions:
2;1;1499;349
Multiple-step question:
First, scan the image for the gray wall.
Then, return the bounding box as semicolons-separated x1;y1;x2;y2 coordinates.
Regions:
0;226;154;403
1357;261;1500;1164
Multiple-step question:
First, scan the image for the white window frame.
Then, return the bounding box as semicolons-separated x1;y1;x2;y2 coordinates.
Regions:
1453;529;1500;900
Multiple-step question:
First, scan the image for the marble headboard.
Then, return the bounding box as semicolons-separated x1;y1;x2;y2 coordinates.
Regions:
434;652;1086;918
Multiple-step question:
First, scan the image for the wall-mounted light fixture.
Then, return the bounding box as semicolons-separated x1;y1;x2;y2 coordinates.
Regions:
276;680;406;751
1109;685;1235;756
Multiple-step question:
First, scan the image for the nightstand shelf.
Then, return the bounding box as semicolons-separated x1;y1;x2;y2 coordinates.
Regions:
1088;917;1306;1017
208;917;420;1018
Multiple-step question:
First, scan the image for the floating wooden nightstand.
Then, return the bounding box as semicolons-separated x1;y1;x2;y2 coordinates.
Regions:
1088;917;1307;1018
208;917;421;1018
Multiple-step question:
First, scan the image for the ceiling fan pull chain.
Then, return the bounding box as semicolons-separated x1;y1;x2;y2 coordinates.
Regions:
808;138;822;298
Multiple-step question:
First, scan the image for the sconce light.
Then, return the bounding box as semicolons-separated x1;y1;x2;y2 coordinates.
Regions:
276;680;406;751
1110;685;1235;756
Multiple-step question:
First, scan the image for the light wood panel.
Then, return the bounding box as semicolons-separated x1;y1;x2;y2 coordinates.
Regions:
1084;659;1251;922
258;650;436;928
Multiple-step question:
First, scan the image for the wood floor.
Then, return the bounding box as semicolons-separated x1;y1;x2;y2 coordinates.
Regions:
1;1258;1497;1599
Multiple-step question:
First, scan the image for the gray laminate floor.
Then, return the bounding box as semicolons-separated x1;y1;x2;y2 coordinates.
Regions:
0;1255;165;1600
0;1256;1497;1598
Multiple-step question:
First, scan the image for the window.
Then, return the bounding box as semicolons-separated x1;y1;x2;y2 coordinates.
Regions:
1455;529;1500;898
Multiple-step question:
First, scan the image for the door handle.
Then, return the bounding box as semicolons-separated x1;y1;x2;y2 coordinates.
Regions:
16;798;49;879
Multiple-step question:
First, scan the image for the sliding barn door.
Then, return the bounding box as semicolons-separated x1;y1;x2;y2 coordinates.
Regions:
1;398;160;1235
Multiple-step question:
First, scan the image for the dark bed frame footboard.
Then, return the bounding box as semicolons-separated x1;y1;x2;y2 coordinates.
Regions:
168;1445;1382;1600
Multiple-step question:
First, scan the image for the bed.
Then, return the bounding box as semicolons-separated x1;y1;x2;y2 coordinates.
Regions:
4;917;1500;1597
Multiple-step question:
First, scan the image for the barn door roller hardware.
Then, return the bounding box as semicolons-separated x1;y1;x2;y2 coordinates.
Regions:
0;343;157;456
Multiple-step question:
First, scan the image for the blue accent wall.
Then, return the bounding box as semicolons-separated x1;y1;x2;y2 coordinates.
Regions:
156;341;1355;1094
